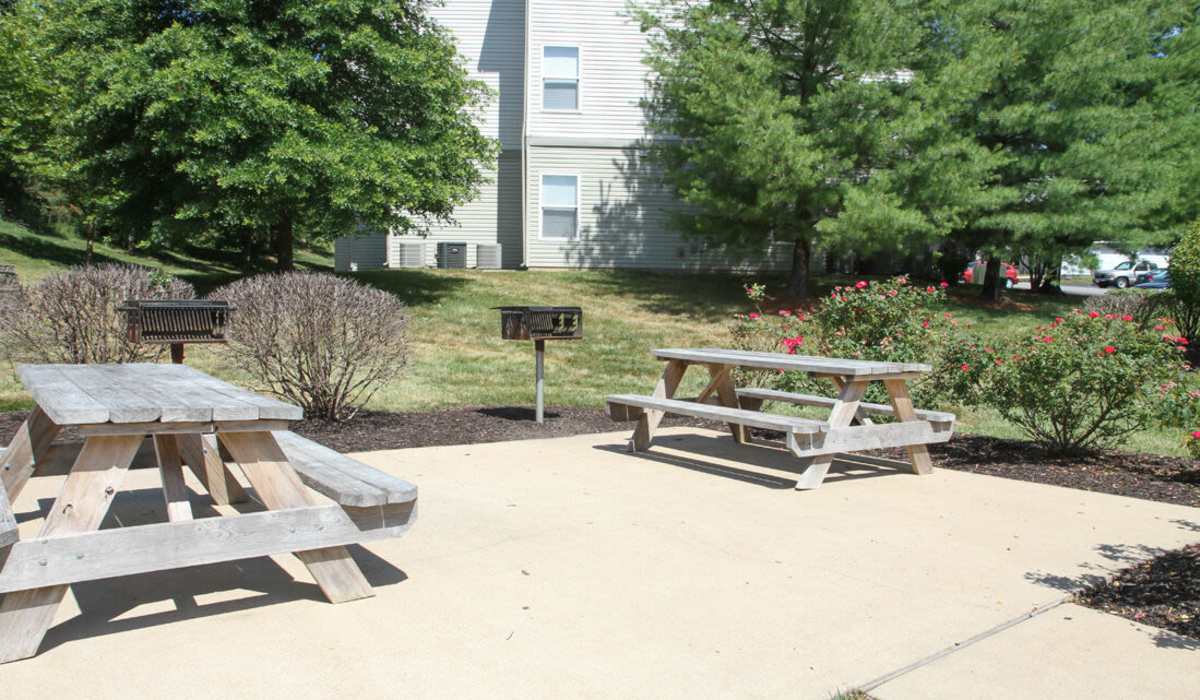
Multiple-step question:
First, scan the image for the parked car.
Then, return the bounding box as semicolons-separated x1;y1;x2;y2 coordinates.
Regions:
1134;270;1170;290
961;261;1019;287
1093;260;1159;289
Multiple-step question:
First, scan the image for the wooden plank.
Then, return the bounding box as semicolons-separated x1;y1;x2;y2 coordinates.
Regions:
0;434;142;664
15;365;110;425
0;406;62;502
95;364;216;422
153;435;193;522
176;434;248;506
76;419;292;437
814;421;952;454
736;387;956;426
170;365;303;421
707;363;749;444
610;394;826;434
133;364;261;421
273;431;416;507
631;359;689;451
652;348;930;378
695;365;730;405
793;380;867;490
48;364;163;423
0;502;416;594
218;431;374;604
0;479;16;549
27;438;159;477
885;379;937;475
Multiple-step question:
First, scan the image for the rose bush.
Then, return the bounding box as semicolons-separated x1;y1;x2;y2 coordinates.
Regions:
982;311;1184;453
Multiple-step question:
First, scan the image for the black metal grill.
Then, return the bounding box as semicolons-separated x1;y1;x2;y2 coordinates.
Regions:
119;300;235;344
498;306;583;341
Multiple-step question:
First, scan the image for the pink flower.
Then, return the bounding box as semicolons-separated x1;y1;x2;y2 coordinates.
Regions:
1192;431;1200;440
960;363;970;372
921;319;930;329
1088;311;1100;319
994;358;1004;366
1121;314;1134;322
1154;324;1166;331
748;312;760;320
1041;335;1054;343
855;280;868;289
782;336;805;354
887;289;898;297
1104;313;1115;320
939;281;949;289
926;285;935;293
1179;337;1190;346
777;309;791;317
1103;345;1117;355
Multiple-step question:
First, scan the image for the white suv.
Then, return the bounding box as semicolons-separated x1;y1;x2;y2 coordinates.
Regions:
1093;260;1159;289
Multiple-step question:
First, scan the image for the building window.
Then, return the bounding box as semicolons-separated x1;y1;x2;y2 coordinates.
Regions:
541;174;579;239
543;46;579;111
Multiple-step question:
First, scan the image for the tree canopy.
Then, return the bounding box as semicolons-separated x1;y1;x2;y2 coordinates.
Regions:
639;0;1199;296
2;0;496;268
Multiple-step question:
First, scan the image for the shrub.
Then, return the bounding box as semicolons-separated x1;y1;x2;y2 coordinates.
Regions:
982;311;1184;453
212;272;407;421
1081;288;1162;326
0;264;194;363
1162;220;1200;364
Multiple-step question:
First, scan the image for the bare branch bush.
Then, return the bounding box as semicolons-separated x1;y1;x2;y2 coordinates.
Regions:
211;272;407;421
0;264;194;364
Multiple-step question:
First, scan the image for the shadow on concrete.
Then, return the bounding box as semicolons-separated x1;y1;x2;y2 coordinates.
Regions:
593;432;910;489
27;486;407;655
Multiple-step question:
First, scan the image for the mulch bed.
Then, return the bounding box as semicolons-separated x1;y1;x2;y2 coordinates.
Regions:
3;405;1197;642
1074;544;1200;642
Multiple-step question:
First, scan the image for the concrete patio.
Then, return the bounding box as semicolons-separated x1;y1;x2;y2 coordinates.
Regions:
2;427;1198;698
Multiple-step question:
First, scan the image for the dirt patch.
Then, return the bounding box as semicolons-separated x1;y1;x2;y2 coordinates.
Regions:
1075;543;1200;642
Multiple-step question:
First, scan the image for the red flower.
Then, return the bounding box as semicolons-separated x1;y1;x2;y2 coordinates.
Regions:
1103;345;1117;354
887;289;898;297
921;319;930;329
782;336;805;354
778;309;791;317
1104;313;1115;320
748;312;760;320
926;285;935;293
1041;335;1054;343
1154;324;1165;331
1088;311;1100;319
1192;430;1200;440
1179;337;1190;346
939;281;949;289
994;358;1004;366
855;280;868;289
1121;314;1133;322
960;363;970;372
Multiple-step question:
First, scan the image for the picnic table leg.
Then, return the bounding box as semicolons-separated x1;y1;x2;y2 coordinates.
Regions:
153;435;194;522
218;431;374;604
0;434;142;664
1;406;62;503
706;363;749;444
631;359;688;451
795;379;868;490
177;433;248;506
884;379;934;475
830;376;872;426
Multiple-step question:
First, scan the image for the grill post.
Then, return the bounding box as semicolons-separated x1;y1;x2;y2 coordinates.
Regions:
535;339;545;423
170;342;185;364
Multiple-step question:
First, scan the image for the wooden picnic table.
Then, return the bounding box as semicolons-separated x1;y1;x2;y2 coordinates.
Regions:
607;348;955;490
0;363;417;664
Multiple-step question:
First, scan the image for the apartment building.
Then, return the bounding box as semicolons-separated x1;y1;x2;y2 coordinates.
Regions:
385;0;790;271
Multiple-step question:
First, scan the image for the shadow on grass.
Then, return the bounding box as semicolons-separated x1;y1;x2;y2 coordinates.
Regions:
578;269;780;323
350;269;471;307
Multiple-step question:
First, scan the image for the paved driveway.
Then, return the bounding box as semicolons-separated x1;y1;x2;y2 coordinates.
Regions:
3;428;1197;698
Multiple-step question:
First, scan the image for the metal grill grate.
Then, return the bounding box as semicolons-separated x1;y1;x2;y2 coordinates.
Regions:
497;306;582;341
119;300;235;344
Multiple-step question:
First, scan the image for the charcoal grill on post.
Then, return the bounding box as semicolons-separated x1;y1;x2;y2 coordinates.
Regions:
497;306;582;423
119;299;235;364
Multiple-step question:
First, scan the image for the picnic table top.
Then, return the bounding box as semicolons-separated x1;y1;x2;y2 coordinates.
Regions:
652;348;932;377
16;363;303;426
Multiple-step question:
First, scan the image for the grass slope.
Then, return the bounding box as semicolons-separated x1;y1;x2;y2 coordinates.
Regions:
0;217;1180;455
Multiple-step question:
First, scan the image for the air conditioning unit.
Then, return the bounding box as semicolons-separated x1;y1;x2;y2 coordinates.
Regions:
393;241;426;269
437;241;468;269
477;243;502;270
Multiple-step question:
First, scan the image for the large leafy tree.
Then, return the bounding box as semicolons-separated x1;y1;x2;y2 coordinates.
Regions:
22;0;496;269
638;0;999;296
923;0;1199;298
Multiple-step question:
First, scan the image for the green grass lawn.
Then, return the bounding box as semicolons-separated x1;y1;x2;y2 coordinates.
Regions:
0;216;1181;456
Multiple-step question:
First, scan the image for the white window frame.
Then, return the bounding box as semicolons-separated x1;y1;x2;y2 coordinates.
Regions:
541;44;582;113
539;172;581;241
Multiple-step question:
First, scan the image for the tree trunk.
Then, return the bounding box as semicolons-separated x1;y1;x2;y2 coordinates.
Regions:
272;213;294;272
787;237;812;298
1037;254;1063;294
980;253;1003;302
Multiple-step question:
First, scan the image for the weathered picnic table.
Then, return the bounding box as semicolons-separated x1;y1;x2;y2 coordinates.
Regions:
0;363;417;664
607;348;955;490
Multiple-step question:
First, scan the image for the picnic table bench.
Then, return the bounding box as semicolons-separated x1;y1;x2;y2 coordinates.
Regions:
0;363;417;664
607;348;954;490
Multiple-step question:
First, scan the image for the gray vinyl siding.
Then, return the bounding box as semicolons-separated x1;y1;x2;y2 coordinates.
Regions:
525;146;791;271
430;0;525;151
527;0;651;142
401;151;523;268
